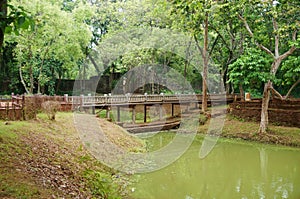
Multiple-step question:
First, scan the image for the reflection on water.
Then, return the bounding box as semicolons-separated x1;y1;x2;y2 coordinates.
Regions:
132;134;300;199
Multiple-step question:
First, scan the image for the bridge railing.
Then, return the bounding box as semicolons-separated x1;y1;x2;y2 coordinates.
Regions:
69;93;239;106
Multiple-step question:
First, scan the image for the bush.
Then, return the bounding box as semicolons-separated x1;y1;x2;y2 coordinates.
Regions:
41;101;61;120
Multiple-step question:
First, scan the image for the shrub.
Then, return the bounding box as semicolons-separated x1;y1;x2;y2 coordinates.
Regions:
83;169;121;199
41;101;61;120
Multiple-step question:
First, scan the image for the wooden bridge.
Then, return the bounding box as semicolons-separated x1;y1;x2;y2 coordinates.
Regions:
71;93;239;107
0;93;240;125
70;94;240;125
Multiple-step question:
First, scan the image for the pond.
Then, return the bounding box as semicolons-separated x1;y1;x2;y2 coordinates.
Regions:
130;132;300;199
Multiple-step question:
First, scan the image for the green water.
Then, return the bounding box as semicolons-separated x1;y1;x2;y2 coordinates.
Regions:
131;133;300;199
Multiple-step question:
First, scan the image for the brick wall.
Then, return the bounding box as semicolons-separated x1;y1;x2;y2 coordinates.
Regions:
229;99;300;127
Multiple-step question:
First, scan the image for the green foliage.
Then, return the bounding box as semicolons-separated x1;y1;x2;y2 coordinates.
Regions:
1;0;299;97
276;53;300;95
83;169;121;199
0;1;34;50
2;4;34;35
199;114;208;125
228;47;273;93
6;0;94;94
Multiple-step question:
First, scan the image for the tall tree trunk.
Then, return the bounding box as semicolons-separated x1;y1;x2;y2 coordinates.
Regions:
29;64;34;94
259;81;271;133
56;74;62;94
19;65;30;94
0;0;7;50
239;83;244;101
28;45;34;94
202;12;209;112
37;45;50;94
0;0;7;75
225;73;230;94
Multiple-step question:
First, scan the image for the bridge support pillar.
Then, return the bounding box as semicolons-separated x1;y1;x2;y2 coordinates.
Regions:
159;104;163;121
92;105;95;115
117;106;120;122
106;107;111;119
171;103;174;117
185;103;190;113
132;106;136;124
144;105;147;123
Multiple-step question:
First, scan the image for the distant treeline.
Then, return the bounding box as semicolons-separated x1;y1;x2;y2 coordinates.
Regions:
0;75;112;95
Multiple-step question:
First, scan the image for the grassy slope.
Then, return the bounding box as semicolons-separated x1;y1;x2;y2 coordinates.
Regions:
98;118;145;153
198;115;300;147
0;112;140;199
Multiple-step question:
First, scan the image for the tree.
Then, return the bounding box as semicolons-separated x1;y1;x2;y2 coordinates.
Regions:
168;0;225;112
208;2;246;95
8;0;93;94
0;0;7;49
0;0;33;83
86;0;201;94
235;0;299;133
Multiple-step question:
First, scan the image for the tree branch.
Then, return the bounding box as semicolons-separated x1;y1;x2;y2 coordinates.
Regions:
209;34;219;56
88;54;101;75
269;85;284;100
238;14;274;58
279;31;297;60
285;79;300;98
273;18;279;58
211;26;231;52
193;34;204;58
238;14;254;37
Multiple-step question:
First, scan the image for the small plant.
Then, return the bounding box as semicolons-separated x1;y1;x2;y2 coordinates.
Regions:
41;101;61;120
83;169;121;199
199;114;208;125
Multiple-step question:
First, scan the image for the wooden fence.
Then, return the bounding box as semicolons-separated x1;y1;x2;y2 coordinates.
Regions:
0;94;73;121
0;95;24;120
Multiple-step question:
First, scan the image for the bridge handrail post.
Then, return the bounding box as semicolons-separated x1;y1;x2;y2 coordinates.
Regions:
108;93;111;104
80;94;84;107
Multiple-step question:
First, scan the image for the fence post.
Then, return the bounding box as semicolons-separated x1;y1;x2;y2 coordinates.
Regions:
64;94;68;102
80;94;84;111
11;92;14;105
132;105;136;124
5;102;9;120
21;95;24;120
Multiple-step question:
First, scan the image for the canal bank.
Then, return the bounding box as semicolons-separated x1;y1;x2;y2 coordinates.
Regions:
198;115;300;148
